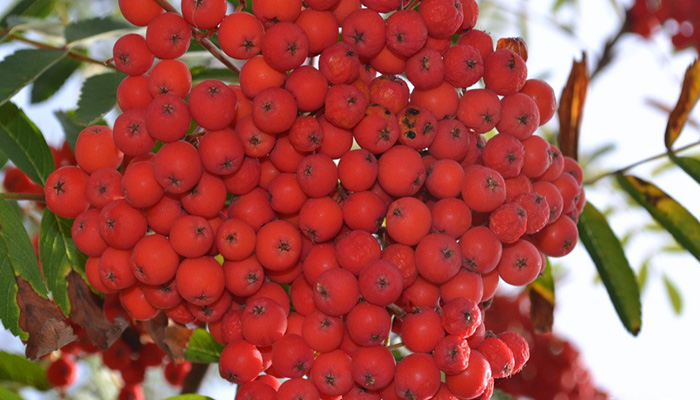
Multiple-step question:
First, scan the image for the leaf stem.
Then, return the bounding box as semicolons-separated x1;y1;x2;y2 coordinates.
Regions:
1;30;115;69
584;140;700;185
152;0;240;75
0;192;46;202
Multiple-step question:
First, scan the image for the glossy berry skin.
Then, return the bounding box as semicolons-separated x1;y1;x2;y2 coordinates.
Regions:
46;356;77;387
393;353;441;400
45;166;89;218
219;340;264;384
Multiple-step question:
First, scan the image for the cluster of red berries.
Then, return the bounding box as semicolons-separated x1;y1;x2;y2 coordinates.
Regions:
486;294;610;400
40;0;587;398
627;0;700;52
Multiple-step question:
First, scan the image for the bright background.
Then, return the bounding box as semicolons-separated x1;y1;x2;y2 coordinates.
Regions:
2;0;700;399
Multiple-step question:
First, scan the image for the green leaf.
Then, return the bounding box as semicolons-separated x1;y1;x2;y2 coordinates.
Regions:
671;155;700;185
163;396;215;400
0;351;50;390
39;210;87;316
75;72;126;126
578;202;642;335
492;390;516;400
30;57;81;104
0;388;24;400
65;17;132;44
185;328;224;364
190;66;239;83
54;111;82;151
616;174;700;263
0;102;55;185
0;148;7;169
0;197;48;339
0;0;54;27
0;49;68;106
662;274;683;315
637;258;650;293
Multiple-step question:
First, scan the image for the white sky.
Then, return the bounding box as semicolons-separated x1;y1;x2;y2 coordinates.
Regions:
2;0;700;399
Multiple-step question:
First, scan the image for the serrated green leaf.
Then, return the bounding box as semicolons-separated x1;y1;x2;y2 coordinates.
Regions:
0;102;54;185
0;0;54;27
65;17;132;44
30;57;81;104
75;72;126;126
578;202;642;335
0;197;48;339
663;274;683;315
163;396;215;400
0;351;50;390
0;387;24;400
39;210;87;315
616;174;700;263
0;49;69;106
185;329;224;364
671;155;700;185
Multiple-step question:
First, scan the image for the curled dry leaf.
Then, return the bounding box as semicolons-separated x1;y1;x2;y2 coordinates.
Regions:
16;277;76;360
665;59;700;150
558;53;589;160
144;312;193;363
66;271;128;350
496;37;529;62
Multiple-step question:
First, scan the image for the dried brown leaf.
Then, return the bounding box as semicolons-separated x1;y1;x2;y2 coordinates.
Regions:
665;59;700;149
16;278;76;360
496;37;528;62
145;312;193;363
528;288;554;333
558;53;589;160
66;271;127;350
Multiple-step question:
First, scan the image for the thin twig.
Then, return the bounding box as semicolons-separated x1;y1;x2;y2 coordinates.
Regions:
153;0;240;75
590;15;628;80
1;30;115;69
584;140;700;185
387;342;405;350
386;304;407;320
0;192;46;202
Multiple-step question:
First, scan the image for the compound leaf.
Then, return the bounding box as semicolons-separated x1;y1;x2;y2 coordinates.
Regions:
578;202;642;335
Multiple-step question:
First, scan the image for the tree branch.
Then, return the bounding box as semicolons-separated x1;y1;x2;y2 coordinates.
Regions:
152;0;240;75
584;140;700;185
180;363;209;394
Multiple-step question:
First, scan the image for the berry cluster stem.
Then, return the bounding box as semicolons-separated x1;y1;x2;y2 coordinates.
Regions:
180;363;209;394
152;0;241;75
584;139;700;185
0;192;46;202
0;30;115;69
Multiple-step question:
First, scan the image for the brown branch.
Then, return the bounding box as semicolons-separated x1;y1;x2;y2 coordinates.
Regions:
1;31;115;69
590;16;628;80
153;0;240;75
386;303;407;320
0;192;46;202
180;363;210;394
